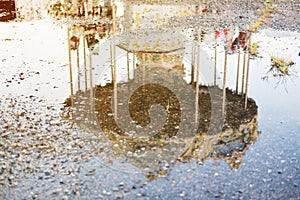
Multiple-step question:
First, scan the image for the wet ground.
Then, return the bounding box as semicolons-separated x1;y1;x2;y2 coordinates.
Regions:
1;1;300;199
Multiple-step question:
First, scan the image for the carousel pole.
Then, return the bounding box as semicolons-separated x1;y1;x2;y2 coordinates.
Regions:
195;31;201;126
235;47;241;93
127;52;130;80
110;41;113;82
89;51;94;124
113;44;117;85
241;50;247;97
244;34;252;109
67;26;74;106
133;53;136;69
214;43;217;85
244;53;251;109
142;53;146;85
89;53;93;99
222;49;228;117
190;45;195;84
77;44;80;91
112;1;118;118
132;53;135;78
83;35;87;92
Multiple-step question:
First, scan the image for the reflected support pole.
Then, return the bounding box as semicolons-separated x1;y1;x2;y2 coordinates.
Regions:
89;53;93;99
67;27;74;106
113;44;117;85
132;53;135;78
112;3;118;118
195;39;200;126
191;45;195;84
235;47;241;93
244;35;252;109
133;53;136;69
110;42;114;83
127;52;130;80
89;53;94;124
244;53;251;110
113;43;117;118
83;35;87;92
241;50;247;97
142;53;145;85
222;51;228;117
214;43;217;86
77;47;80;91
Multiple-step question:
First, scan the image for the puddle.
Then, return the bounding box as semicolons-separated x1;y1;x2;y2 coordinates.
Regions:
1;0;300;199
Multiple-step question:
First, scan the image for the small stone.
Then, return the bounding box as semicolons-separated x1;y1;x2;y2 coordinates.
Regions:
73;191;80;199
53;188;63;194
180;191;185;197
45;171;51;176
62;196;69;200
68;168;73;174
19;73;25;80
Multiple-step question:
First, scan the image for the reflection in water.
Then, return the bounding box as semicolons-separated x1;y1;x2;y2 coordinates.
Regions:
262;56;296;92
58;0;260;180
64;63;258;179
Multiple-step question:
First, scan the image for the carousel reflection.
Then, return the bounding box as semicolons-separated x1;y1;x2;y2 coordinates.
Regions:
55;0;260;180
64;58;258;179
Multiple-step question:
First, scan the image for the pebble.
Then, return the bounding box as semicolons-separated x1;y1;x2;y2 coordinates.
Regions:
53;188;63;194
45;171;51;176
180;191;186;197
119;182;125;187
62;196;69;200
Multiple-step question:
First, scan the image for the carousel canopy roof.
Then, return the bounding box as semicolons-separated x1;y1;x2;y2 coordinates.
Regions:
116;30;186;53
